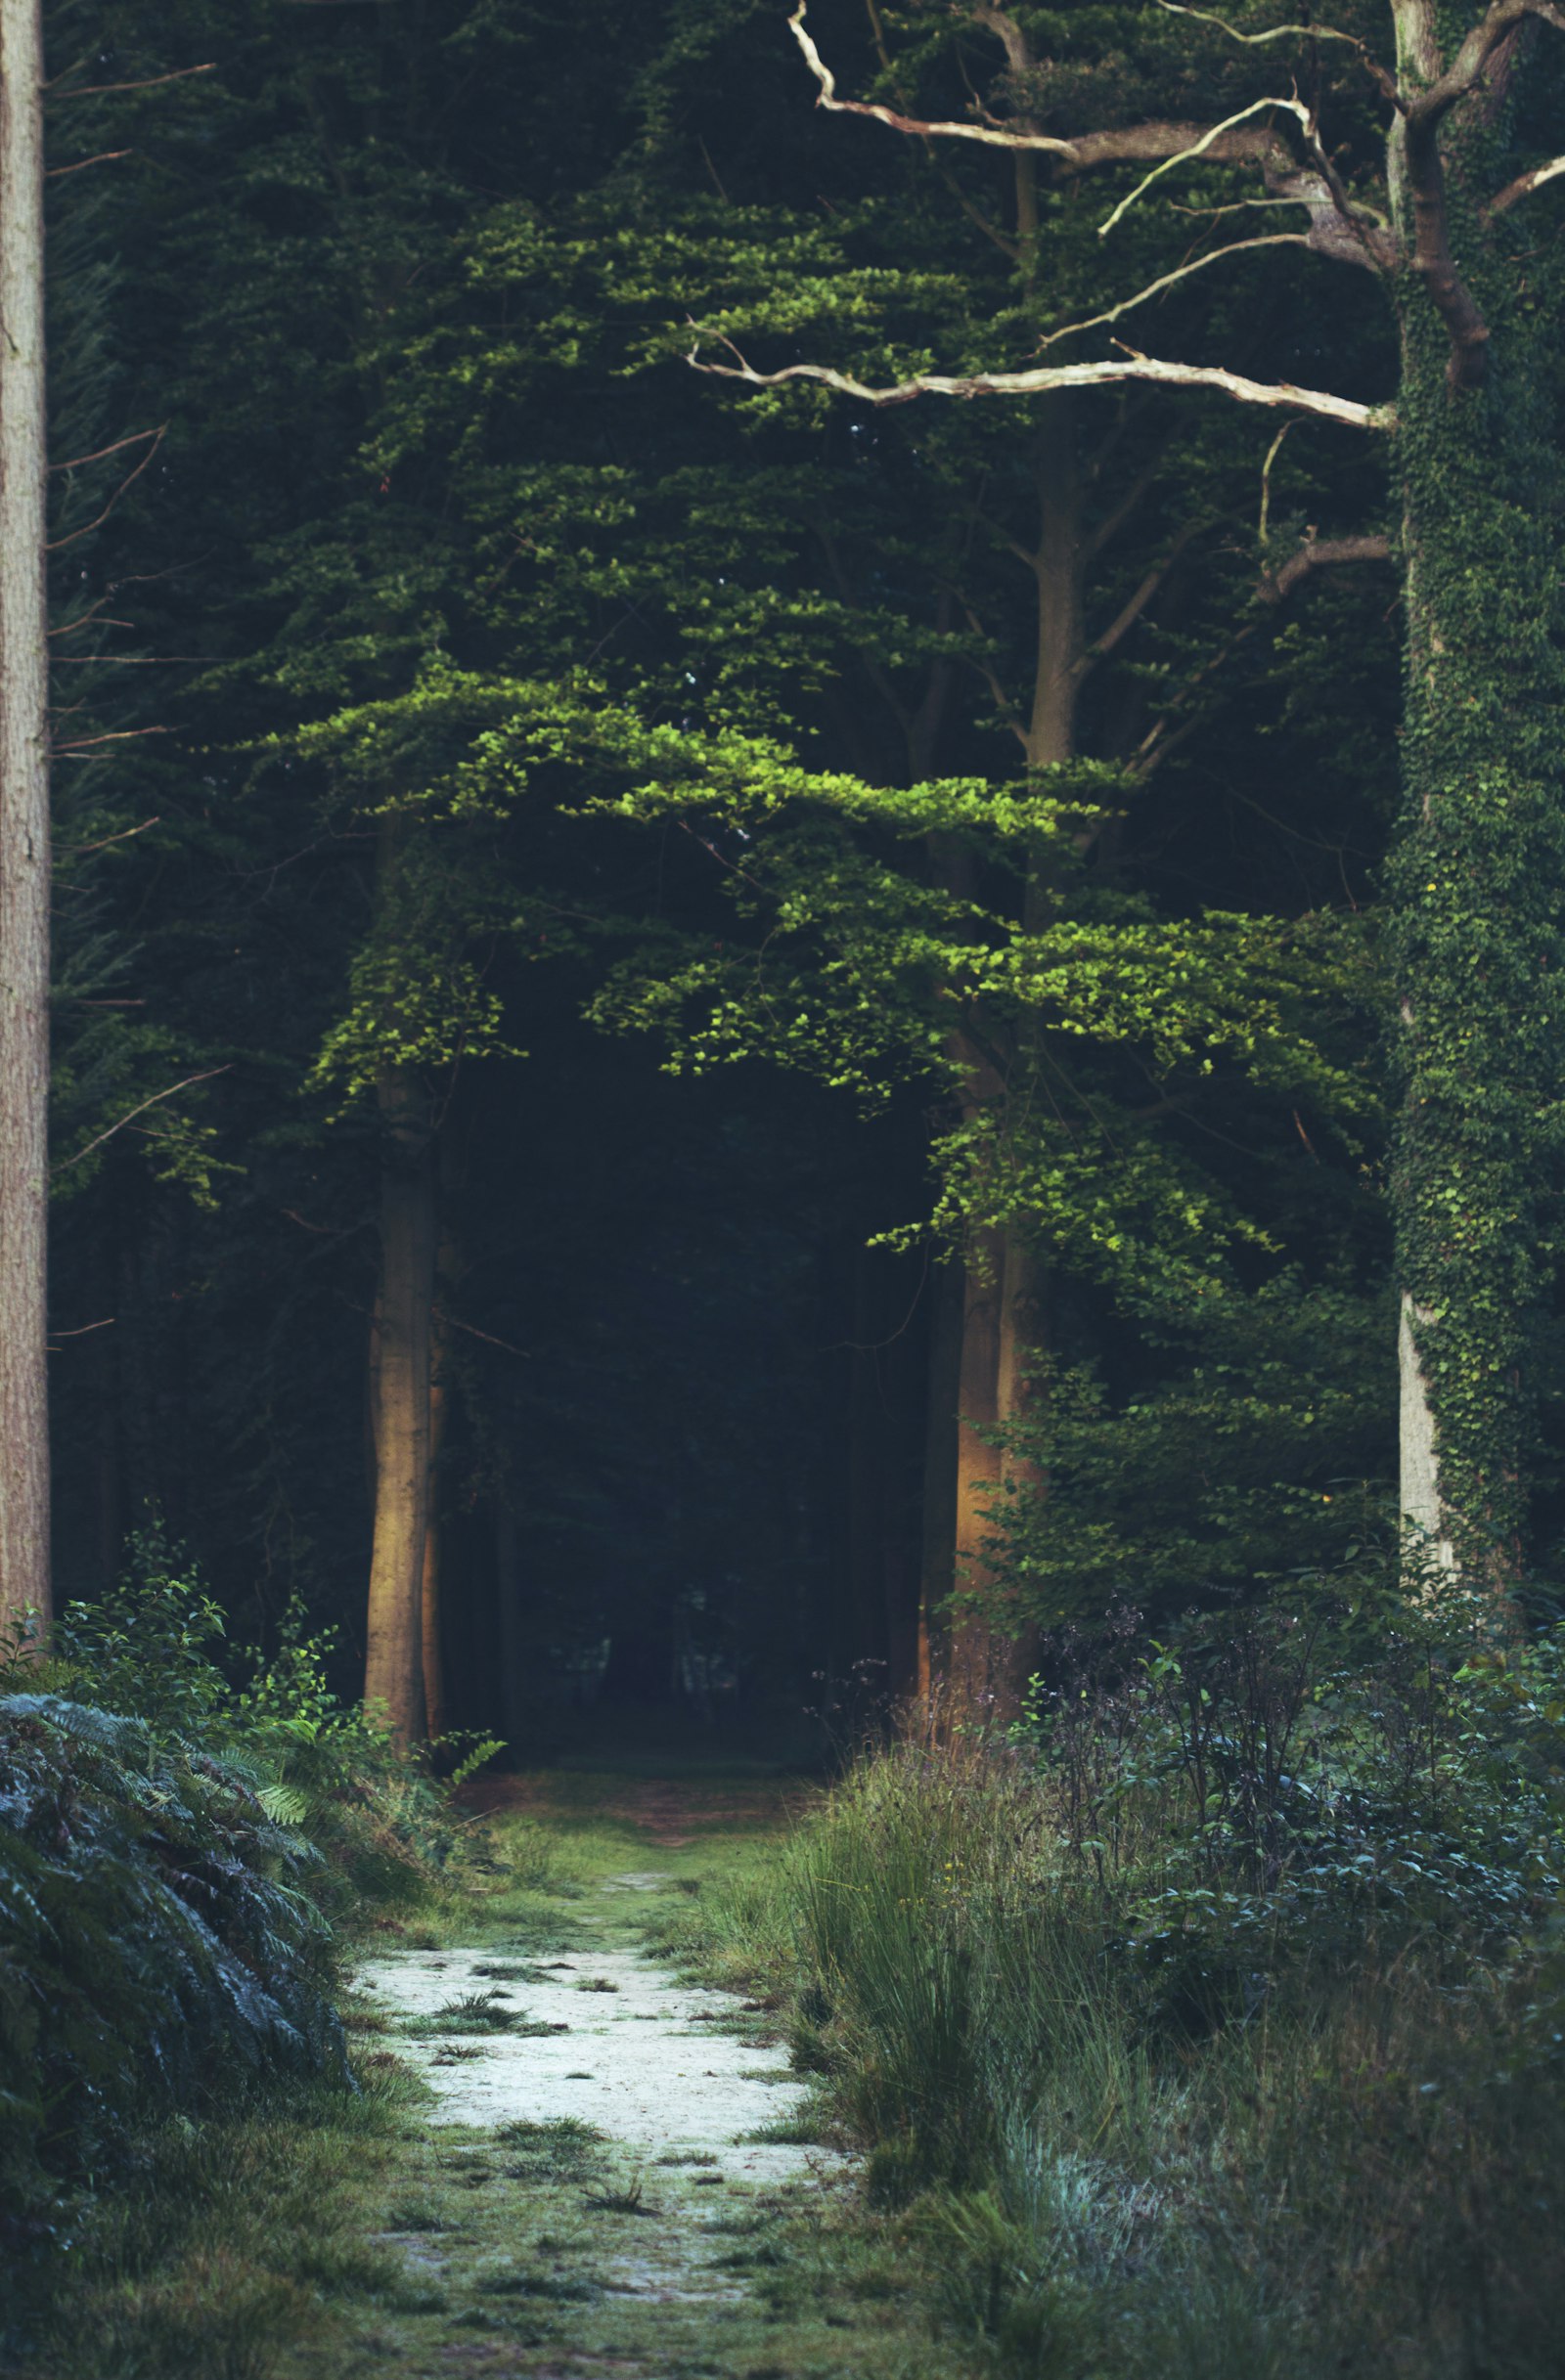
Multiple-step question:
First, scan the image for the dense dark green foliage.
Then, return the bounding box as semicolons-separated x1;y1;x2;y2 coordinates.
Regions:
36;0;1422;1689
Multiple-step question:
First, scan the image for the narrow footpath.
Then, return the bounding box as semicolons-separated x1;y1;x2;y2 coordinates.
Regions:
310;1767;952;2380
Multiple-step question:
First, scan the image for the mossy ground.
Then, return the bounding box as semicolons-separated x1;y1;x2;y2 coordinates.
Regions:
8;1765;961;2380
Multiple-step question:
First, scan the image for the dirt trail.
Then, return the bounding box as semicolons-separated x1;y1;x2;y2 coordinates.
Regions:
299;1768;951;2378
354;1887;837;2187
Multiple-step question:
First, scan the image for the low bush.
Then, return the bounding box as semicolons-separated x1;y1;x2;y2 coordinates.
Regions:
0;1693;344;2230
0;1529;493;2277
746;1578;1565;2378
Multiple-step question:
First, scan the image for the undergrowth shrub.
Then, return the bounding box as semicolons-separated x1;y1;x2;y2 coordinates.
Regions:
0;1694;343;2226
759;1578;1565;2377
0;1529;494;2260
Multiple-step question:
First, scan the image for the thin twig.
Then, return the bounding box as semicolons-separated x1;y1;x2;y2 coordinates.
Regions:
53;1066;231;1176
65;815;160;856
53;726;170;753
50;64;215;100
1039;234;1311;347
47;149;132;178
47;425;165;552
50;423;163;474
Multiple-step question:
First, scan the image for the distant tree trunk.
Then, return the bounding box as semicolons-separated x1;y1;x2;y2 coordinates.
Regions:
363;1066;434;1740
932;399;1080;1713
419;1272;451;1741
0;0;50;1637
918;1251;963;1697
495;1496;528;1757
946;1226;1041;1714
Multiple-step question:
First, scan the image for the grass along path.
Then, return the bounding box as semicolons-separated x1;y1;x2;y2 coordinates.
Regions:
18;1765;961;2380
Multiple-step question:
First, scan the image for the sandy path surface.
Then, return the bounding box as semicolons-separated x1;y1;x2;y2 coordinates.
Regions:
352;1879;841;2190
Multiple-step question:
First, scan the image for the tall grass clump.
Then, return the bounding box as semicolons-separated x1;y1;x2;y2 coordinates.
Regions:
775;1575;1565;2378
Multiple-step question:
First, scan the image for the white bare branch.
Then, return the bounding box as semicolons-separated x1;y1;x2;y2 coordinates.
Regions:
1155;1;1364;45
1487;153;1565;213
688;338;1394;433
1097;97;1313;235
1038;233;1312;348
787;2;1078;155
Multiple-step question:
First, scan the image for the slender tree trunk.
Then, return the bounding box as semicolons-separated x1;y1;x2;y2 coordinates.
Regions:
947;1226;1041;1714
934;400;1081;1711
495;1496;528;1757
918;1249;963;1697
0;0;49;1637
419;1276;451;1741
363;1066;435;1739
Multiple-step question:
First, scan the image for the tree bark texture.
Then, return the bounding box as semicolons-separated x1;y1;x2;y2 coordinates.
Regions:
362;1067;435;1739
946;1224;1039;1716
0;0;50;1635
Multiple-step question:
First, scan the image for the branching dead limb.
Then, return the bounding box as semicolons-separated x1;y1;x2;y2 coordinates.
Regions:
1037;236;1313;351
689;336;1394;433
1257;531;1394;603
1487;152;1565;211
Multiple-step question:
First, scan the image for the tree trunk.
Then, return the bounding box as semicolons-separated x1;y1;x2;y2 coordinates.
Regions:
946;1226;1040;1715
0;0;49;1637
932;400;1081;1710
419;1275;451;1741
495;1496;529;1758
419;1313;447;1741
363;1066;435;1739
918;1249;964;1697
1387;41;1565;1585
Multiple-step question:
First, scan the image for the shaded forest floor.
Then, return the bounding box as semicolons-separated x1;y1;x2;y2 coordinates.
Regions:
18;1760;961;2380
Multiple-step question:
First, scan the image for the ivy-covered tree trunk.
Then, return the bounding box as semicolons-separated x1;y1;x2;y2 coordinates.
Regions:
1387;15;1565;1582
363;1066;435;1740
0;0;50;1635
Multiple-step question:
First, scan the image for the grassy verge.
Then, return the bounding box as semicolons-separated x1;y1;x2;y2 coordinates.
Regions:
659;1604;1565;2380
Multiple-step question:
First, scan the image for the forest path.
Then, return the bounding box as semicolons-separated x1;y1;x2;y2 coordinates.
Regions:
314;1763;946;2380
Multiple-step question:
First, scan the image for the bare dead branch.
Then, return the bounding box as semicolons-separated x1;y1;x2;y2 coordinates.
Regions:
1039;233;1312;348
46;149;132;178
52;1067;231;1177
48;1317;115;1340
1086;519;1206;666
789;2;1078;153
52;726;170;753
46;424;164;551
50;424;163;474
1155;0;1364;45
49;63;215;100
788;4;1311;178
688;335;1393;433
65;815;160;856
1258;530;1393;603
435;1306;529;1358
1097;98;1313;235
1487;153;1565;212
